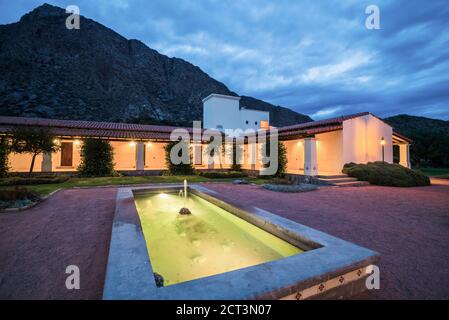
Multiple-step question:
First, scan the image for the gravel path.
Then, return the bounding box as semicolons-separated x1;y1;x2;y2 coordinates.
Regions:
1;183;448;299
201;183;449;300
0;188;116;299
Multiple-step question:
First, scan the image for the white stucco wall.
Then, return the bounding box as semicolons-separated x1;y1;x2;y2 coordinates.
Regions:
239;108;269;131
342;114;393;165
203;94;241;131
316;130;344;174
284;139;304;172
203;94;269;132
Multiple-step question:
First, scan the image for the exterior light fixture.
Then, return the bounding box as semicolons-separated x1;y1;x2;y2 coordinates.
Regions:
53;138;60;144
74;140;81;146
129;141;136;147
380;137;385;163
146;142;152;147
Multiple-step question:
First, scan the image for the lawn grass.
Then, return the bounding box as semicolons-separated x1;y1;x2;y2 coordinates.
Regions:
419;167;449;178
0;175;269;196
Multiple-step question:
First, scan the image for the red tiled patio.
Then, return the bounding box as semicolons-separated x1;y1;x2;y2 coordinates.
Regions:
0;182;448;299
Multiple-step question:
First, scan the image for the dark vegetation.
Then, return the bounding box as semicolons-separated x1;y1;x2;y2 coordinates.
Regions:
343;162;431;187
77;138;115;177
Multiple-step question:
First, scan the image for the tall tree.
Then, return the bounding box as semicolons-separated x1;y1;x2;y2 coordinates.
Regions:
0;136;10;178
10;127;59;176
78;138;115;177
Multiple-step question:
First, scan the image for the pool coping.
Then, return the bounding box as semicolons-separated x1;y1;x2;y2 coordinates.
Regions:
103;184;379;300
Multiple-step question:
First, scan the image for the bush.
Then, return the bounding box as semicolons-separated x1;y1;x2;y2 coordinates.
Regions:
342;162;431;187
268;177;294;185
78;139;115;177
0;187;40;202
261;141;288;177
0;175;69;186
164;141;194;175
0;137;9;178
198;171;248;179
263;183;318;193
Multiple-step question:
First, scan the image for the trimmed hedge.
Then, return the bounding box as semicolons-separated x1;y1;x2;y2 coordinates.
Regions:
342;162;431;187
0;175;70;186
198;171;248;179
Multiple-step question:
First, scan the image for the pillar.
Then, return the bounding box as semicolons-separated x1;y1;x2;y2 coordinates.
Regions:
41;152;52;172
399;144;411;168
136;142;145;171
304;138;318;176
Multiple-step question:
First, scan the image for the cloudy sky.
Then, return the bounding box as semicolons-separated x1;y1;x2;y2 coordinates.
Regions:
1;0;449;120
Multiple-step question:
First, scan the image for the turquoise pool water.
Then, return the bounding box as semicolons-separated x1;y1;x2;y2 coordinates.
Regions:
134;192;302;286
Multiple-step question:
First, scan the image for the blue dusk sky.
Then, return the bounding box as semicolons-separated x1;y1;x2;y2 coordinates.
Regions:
1;0;448;120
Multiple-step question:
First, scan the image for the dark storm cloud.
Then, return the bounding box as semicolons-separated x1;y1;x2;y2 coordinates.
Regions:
0;0;448;119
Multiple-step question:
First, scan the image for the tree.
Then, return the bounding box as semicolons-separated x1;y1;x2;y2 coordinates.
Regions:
78;138;115;177
228;139;243;171
164;140;194;175
0;136;10;178
261;140;288;177
10;127;59;176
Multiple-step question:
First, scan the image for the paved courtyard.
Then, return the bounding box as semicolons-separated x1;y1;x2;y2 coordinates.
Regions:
203;182;449;299
0;182;448;299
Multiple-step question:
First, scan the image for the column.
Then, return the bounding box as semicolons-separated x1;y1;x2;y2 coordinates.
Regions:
304;138;318;176
41;152;52;172
399;144;411;168
136;142;145;171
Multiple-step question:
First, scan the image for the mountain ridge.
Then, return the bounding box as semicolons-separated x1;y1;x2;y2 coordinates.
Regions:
0;3;312;127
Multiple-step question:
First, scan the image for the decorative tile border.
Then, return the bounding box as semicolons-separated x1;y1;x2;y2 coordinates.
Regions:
281;266;371;300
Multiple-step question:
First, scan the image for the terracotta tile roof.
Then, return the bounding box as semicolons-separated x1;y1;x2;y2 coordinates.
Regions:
0;114;411;143
0;116;199;141
278;112;371;133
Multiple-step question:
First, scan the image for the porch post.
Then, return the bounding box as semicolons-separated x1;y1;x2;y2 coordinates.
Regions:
304;138;318;176
136;142;145;171
399;144;411;168
41;152;52;172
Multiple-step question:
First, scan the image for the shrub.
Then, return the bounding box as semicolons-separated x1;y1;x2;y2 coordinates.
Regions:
269;177;294;185
342;162;431;187
0;137;10;178
198;171;248;179
78;138;115;177
228;141;243;172
0;175;69;186
164;141;194;175
0;187;40;202
261;140;288;177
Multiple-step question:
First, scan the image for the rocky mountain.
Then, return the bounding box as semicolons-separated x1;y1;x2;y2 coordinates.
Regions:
0;3;312;127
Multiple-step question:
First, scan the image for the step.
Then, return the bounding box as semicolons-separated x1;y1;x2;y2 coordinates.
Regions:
333;181;370;187
317;174;348;179
319;177;358;184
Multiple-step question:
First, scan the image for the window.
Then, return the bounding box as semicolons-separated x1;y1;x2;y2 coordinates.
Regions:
245;120;249;124
255;121;258;125
216;125;223;130
60;142;73;167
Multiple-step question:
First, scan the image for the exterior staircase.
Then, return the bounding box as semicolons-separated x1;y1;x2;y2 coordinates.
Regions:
317;174;369;187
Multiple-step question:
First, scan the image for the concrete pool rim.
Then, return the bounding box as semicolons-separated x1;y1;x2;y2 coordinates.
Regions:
103;184;379;300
